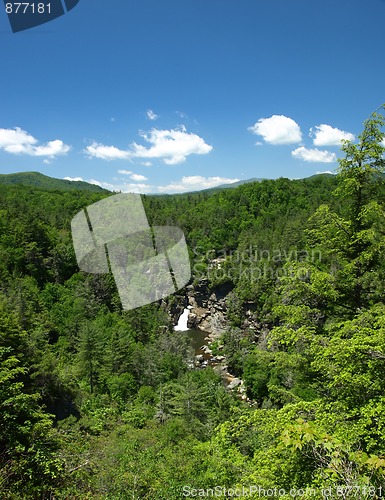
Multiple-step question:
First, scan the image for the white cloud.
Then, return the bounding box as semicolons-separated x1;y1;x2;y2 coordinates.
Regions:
62;175;152;193
157;175;239;193
292;146;337;163
85;142;131;160
131;127;213;164
315;170;336;175
310;124;355;146
33;139;71;156
248;115;302;145
130;173;148;181
0;127;70;159
0;127;36;151
85;127;213;165
63;177;149;193
381;137;385;147
61;174;239;195
141;161;152;167
146;109;159;121
117;170;147;181
88;179;118;191
117;169;133;175
88;178;152;193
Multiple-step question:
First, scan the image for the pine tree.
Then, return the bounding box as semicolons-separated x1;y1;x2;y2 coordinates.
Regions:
0;302;61;495
77;321;104;393
306;105;385;313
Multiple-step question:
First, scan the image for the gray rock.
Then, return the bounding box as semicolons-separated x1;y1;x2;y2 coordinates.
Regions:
187;313;197;328
227;378;242;390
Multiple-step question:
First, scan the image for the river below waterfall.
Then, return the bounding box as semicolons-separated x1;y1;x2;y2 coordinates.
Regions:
174;308;244;396
174;308;214;363
184;328;209;353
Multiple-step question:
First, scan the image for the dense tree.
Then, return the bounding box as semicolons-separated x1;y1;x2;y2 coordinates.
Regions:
0;302;61;497
2;107;385;496
306;106;385;313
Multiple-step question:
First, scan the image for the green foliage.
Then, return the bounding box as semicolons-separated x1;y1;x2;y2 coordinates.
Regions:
311;304;385;409
2;107;385;496
0;304;61;497
243;348;317;407
0;171;108;192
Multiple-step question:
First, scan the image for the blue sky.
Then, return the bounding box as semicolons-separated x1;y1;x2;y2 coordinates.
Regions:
1;0;385;193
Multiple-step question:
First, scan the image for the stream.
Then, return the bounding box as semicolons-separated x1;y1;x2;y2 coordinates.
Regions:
175;308;232;372
174;308;211;358
174;311;248;401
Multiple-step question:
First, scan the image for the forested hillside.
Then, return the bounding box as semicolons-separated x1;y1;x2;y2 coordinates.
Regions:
1;109;385;498
0;172;108;193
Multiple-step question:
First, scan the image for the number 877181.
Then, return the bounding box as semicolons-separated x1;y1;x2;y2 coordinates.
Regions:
5;3;51;14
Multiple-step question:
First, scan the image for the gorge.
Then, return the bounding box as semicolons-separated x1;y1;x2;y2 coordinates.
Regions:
172;282;249;397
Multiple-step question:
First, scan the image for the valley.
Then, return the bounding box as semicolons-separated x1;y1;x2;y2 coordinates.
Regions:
1;111;385;497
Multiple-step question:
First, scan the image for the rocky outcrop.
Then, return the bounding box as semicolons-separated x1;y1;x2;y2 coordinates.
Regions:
184;279;261;338
166;293;188;326
241;302;260;333
185;279;231;336
171;279;261;404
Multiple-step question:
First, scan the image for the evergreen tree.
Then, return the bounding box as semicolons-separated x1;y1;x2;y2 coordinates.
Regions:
0;303;61;496
77;321;104;394
307;105;385;313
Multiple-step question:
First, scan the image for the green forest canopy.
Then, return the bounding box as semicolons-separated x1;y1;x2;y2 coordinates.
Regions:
1;108;385;498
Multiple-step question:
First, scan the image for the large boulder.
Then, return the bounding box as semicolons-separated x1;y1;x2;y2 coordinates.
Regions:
227;378;242;390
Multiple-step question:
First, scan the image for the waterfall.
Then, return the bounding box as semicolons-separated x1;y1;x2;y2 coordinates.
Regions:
174;307;191;331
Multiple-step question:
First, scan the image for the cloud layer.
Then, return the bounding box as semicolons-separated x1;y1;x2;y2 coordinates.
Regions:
0;127;70;159
292;146;337;163
248;114;359;163
157;175;239;193
85;126;213;165
117;170;148;181
85;143;130;160
310;124;355;146
146;109;159;121
248;115;302;145
64;175;238;194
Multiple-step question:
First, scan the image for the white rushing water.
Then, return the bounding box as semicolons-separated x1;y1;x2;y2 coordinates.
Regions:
174;307;191;331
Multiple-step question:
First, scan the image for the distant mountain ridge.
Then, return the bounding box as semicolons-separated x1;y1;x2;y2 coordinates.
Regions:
201;173;335;193
0;171;336;195
0;171;108;193
211;177;267;190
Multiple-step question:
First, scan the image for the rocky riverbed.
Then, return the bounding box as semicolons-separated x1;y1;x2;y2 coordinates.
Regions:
190;327;248;401
175;310;249;402
170;278;262;403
